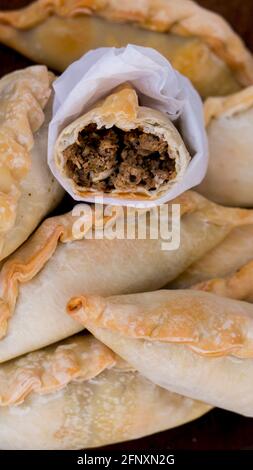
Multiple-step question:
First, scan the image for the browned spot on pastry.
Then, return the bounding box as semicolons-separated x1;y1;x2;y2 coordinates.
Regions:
64;124;176;192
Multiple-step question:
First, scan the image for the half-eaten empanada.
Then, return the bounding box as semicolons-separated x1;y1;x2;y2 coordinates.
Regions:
53;84;191;204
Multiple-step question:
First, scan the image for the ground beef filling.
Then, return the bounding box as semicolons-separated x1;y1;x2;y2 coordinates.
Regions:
64;124;176;192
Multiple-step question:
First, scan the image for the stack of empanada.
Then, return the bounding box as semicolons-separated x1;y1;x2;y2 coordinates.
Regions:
0;0;253;450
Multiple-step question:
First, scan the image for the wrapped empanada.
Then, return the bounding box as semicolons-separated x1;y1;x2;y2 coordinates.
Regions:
198;86;253;207
0;0;253;98
0;66;63;262
52;84;193;205
1;191;253;362
68;289;253;417
0;334;210;449
172;225;253;288
49;45;208;207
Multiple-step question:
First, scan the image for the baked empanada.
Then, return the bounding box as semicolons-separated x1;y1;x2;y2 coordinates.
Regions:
198;86;253;207
172;225;253;289
1;191;253;363
191;259;253;303
0;65;63;262
0;0;253;98
53;84;192;204
68;289;253;417
0;333;210;449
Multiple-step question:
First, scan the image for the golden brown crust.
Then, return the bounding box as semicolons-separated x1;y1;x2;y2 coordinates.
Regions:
0;0;252;87
0;335;116;406
54;84;190;201
192;259;253;302
0;66;52;262
204;85;253;126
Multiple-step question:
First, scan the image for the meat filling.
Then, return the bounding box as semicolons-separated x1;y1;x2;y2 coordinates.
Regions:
64;124;176;192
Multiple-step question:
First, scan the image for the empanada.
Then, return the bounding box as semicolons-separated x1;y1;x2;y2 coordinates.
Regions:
1;191;253;363
197;86;253;207
68;289;253;417
0;65;63;262
53;84;191;204
0;334;210;449
0;0;253;97
192;259;253;303
172;225;253;288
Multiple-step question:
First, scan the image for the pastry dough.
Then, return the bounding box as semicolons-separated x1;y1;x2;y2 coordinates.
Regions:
68;289;253;416
191;259;253;303
0;333;210;449
0;66;63;262
1;191;253;362
1;0;253;97
172;225;253;289
198;86;253;207
53;85;190;202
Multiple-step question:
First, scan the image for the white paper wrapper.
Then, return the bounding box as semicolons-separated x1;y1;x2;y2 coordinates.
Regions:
48;45;208;207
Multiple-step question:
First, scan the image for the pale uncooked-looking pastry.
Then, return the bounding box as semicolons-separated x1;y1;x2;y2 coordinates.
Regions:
0;0;253;97
68;289;253;417
0;66;63;262
172;225;253;289
191;259;253;303
1;191;253;362
197;86;253;207
53;85;190;202
0;334;210;450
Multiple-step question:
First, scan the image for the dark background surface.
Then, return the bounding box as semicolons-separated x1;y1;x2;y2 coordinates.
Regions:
0;0;253;450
